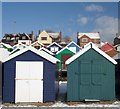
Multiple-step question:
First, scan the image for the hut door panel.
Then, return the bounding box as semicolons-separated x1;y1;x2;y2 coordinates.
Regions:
79;60;102;100
61;54;72;70
79;61;91;100
15;80;29;102
15;61;43;103
29;80;43;102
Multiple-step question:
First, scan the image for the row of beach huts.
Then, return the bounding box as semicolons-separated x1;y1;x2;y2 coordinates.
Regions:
0;31;120;103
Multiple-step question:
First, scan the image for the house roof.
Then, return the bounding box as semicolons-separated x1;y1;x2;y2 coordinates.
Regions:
31;41;45;46
78;32;100;39
48;33;60;39
56;46;76;55
3;33;33;40
66;41;81;49
39;47;55;55
2;46;60;63
13;43;27;48
47;42;62;48
100;42;116;52
0;42;12;48
66;42;117;65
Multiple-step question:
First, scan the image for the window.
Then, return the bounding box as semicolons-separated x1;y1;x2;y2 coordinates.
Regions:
22;42;26;44
6;37;10;40
16;37;19;40
22;36;26;40
50;46;59;52
82;38;88;42
35;46;40;49
41;37;47;40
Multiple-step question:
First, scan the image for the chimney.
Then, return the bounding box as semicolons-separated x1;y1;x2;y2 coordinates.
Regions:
59;31;62;42
38;30;41;36
31;31;34;42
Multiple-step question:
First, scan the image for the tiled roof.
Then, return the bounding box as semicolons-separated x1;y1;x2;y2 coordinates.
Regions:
78;32;100;39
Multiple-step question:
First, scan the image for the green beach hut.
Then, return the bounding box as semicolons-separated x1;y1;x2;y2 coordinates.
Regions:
66;42;117;101
56;47;75;71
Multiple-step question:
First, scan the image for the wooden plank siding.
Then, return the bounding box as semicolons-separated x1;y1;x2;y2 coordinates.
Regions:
3;50;58;103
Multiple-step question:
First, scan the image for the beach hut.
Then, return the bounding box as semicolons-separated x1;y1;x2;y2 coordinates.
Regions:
56;47;75;71
31;41;45;49
2;47;60;103
0;42;13;52
66;42;117;101
0;47;10;101
66;41;81;53
47;42;62;54
39;47;55;56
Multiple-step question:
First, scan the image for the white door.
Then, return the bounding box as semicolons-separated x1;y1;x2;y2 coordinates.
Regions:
15;61;43;103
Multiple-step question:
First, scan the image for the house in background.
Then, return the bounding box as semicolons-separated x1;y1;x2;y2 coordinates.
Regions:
114;44;120;52
66;41;81;53
31;41;45;50
100;42;118;57
2;31;34;46
56;47;75;71
2;46;60;103
37;30;62;46
0;42;13;52
47;42;62;54
114;33;120;46
77;32;101;47
66;42;117;101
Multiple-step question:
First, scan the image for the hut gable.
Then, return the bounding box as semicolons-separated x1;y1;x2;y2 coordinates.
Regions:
66;42;117;65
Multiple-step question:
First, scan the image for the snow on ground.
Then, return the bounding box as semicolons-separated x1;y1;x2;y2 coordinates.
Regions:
1;81;120;108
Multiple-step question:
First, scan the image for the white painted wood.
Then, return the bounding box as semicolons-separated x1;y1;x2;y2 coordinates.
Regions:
29;80;43;102
15;61;43;103
69;47;76;53
15;80;30;102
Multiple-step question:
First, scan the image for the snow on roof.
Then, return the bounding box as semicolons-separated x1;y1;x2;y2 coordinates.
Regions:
39;47;55;55
47;42;62;48
13;43;27;48
66;42;117;65
0;48;10;62
0;42;12;48
56;46;76;55
66;41;81;49
30;41;45;46
48;33;60;38
78;32;100;39
2;46;60;63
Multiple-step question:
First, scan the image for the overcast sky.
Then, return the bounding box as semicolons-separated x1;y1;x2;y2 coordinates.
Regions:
2;2;118;43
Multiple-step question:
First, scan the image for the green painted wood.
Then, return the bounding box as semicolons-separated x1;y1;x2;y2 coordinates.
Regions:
56;48;75;70
67;49;115;101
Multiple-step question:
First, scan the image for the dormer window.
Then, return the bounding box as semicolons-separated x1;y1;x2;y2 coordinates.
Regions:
22;36;26;40
82;38;88;42
41;37;47;40
6;37;10;40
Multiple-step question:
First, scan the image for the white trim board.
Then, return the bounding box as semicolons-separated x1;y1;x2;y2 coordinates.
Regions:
66;42;117;65
66;41;81;49
2;46;60;63
47;42;62;48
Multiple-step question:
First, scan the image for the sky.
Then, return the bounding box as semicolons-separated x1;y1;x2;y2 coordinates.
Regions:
2;2;118;43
